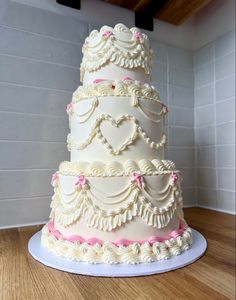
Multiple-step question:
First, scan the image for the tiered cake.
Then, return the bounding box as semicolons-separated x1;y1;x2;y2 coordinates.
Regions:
41;24;193;264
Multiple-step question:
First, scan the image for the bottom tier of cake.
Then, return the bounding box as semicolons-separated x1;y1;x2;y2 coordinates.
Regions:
41;222;193;264
41;159;193;264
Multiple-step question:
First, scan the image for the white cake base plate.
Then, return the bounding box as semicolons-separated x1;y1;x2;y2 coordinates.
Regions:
28;229;206;277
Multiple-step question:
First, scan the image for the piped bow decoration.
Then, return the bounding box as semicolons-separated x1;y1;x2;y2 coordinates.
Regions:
162;104;168;115
75;175;89;191
133;31;144;43
51;172;59;187
170;171;182;186
131;171;145;189
66;102;73;115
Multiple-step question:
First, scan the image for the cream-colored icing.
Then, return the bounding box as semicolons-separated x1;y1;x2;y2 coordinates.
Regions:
69;96;166;163
68;114;166;155
72;80;160;102
83;64;149;85
42;23;193;264
47;221;188;245
59;159;176;176
50;173;183;231
81;24;152;84
55;215;180;242
41;224;193;264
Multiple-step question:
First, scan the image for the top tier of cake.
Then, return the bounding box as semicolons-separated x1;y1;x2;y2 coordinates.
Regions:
80;24;153;85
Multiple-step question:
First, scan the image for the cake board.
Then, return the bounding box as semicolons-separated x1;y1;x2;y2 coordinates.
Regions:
28;229;207;277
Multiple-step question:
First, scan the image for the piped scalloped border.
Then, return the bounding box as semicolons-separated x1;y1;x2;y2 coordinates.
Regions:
59;159;176;177
72;80;160;102
80;24;152;80
41;223;193;264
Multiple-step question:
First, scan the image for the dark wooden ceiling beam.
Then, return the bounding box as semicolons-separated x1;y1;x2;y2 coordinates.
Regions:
103;0;212;26
155;0;212;25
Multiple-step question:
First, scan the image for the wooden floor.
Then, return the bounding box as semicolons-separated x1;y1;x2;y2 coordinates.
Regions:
0;208;235;300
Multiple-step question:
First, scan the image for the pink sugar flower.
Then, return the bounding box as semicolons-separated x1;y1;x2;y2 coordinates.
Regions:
75;175;88;190
131;171;144;189
170;171;182;186
66;102;73;114
162;104;168;114
133;31;144;42
102;30;113;39
51;172;59;187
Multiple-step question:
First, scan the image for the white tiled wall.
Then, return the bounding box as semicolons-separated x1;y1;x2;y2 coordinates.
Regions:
0;0;196;227
0;0;235;227
194;29;235;213
0;0;86;227
151;44;195;207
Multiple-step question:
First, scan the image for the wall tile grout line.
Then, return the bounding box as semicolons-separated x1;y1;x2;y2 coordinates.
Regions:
0;140;67;144
0;81;75;93
195;96;235;108
0;168;57;172
213;40;219;208
0;110;68;119
0;53;81;71
0;195;53;202
0;23;86;46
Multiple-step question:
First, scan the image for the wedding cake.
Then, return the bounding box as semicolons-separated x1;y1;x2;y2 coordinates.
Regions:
41;24;193;264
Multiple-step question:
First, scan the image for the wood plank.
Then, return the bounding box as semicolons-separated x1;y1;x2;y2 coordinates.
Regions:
155;0;212;25
0;208;235;300
104;0;152;11
103;0;212;25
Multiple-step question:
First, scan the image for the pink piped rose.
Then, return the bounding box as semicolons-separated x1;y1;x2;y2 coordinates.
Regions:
162;104;168;114
51;172;59;187
131;171;145;189
75;175;88;190
170;171;182;186
66;102;73;115
133;31;144;42
102;30;113;39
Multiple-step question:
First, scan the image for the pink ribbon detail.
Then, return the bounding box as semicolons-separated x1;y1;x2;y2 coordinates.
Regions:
47;220;187;246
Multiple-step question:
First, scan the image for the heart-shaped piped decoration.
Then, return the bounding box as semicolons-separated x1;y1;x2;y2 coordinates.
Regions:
97;114;139;155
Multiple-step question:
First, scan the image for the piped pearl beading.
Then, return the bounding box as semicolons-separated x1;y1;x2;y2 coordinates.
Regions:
67;114;166;155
